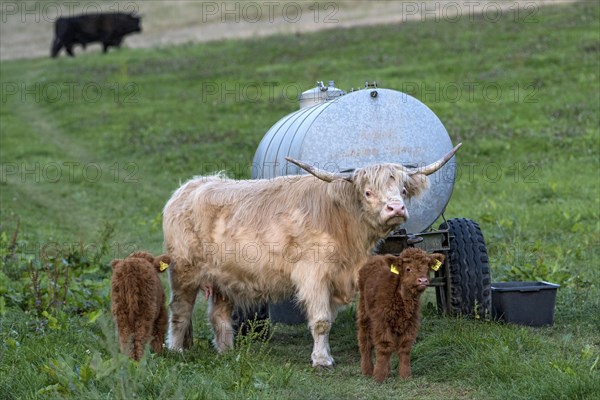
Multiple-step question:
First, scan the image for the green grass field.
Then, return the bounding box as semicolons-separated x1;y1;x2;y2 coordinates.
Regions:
1;1;599;399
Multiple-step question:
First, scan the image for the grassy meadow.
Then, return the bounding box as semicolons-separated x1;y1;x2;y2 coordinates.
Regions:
1;1;599;399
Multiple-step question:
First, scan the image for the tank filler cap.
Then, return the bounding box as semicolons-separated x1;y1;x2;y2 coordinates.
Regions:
298;79;346;109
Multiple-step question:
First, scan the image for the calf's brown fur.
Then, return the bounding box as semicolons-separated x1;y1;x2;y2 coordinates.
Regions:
111;251;171;361
357;248;444;382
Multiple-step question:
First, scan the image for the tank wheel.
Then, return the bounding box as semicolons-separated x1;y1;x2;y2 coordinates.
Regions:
438;218;492;319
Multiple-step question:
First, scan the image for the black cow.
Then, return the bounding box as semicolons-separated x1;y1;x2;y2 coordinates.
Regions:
51;13;141;58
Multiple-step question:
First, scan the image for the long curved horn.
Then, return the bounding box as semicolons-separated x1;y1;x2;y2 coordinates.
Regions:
408;143;462;176
285;157;352;182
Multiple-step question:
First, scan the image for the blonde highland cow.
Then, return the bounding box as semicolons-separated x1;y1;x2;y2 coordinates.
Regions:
162;144;461;367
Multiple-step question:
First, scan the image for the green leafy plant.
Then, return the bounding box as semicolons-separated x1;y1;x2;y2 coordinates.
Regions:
0;221;114;318
224;319;288;394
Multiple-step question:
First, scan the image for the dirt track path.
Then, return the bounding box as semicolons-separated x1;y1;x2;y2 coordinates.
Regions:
0;0;578;61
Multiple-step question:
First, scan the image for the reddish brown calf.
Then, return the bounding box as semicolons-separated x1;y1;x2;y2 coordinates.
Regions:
111;251;171;361
357;248;444;383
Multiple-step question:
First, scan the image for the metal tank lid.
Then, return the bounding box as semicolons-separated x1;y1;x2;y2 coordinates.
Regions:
298;80;346;109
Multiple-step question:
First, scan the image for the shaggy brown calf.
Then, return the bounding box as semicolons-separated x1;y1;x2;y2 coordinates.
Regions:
111;251;171;361
357;248;444;382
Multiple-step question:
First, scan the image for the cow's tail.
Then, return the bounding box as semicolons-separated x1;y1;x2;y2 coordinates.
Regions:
51;18;67;58
50;37;62;58
122;273;142;329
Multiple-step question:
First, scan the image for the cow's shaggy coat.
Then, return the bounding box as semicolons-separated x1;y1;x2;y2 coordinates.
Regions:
111;251;171;361
162;146;460;367
357;248;444;382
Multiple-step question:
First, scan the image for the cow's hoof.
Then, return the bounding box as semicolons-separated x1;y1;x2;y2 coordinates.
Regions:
166;346;184;353
314;363;335;370
311;356;335;369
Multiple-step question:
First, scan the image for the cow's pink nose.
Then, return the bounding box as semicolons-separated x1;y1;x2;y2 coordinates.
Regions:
386;203;406;218
417;277;429;286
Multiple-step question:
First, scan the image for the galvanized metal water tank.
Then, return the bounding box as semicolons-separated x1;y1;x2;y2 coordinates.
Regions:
252;82;457;233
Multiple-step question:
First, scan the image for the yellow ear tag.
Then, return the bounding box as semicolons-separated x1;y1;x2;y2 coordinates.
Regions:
431;260;442;272
159;261;169;272
390;264;399;275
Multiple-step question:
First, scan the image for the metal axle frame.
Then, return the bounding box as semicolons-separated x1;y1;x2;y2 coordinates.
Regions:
376;225;452;315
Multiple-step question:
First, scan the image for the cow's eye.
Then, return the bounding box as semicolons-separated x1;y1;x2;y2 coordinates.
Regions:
402;187;408;196
406;267;411;272
365;190;373;198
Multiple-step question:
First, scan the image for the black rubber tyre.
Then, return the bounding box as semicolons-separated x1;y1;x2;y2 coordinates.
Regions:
439;218;492;319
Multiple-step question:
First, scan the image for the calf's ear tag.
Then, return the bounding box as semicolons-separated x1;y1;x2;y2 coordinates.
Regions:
159;261;169;272
390;264;399;275
431;260;442;272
